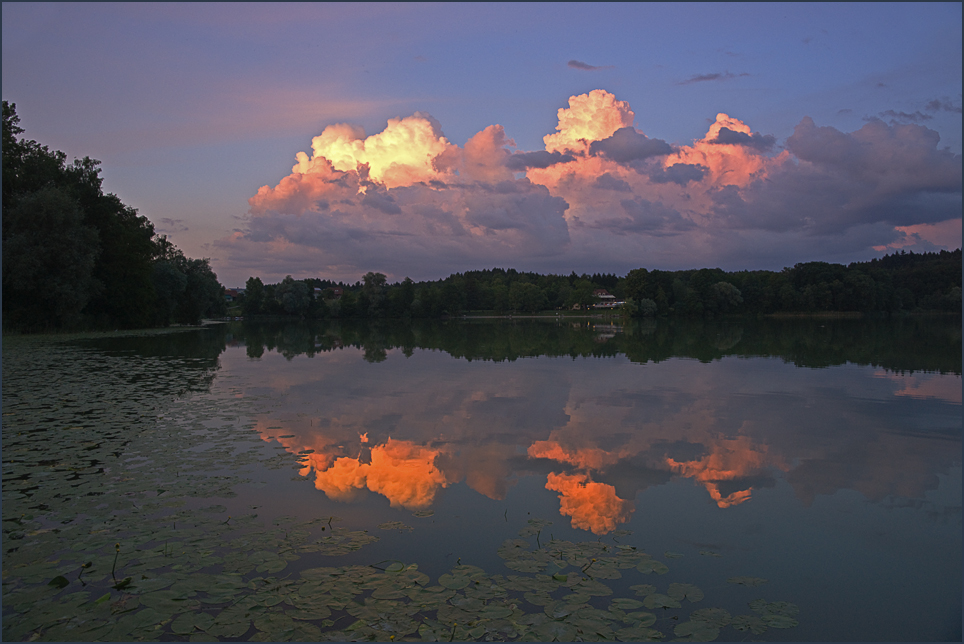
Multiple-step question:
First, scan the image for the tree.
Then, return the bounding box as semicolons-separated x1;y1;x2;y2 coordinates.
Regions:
2;187;101;328
3;101;160;329
243;277;265;315
276;276;310;317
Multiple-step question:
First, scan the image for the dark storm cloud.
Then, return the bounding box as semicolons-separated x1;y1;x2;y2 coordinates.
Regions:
678;71;749;85
588;127;674;162
648;163;707;186
362;191;402;214
583;197;695;236
710;117;962;235
593;172;632;192
710;127;777;151
504;150;575;170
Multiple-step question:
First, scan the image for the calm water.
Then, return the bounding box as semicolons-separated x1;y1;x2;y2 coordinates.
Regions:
3;317;960;641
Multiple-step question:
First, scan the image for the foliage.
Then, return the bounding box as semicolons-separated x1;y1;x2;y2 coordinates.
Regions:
2;102;225;331
240;249;960;322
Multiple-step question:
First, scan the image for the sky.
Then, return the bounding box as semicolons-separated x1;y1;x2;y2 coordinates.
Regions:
3;2;961;287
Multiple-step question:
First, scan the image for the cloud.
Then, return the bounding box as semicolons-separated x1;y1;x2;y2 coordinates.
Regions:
709;127;777;151
505;150;575;170
589;127;674;162
877;110;932;124
925;98;962;114
155;217;189;233
544;90;635;153
568;59;612;71
678;71;749;85
218;90;962;283
648;163;707;186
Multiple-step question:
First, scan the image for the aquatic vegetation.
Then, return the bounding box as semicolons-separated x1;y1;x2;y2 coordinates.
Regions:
2;334;802;641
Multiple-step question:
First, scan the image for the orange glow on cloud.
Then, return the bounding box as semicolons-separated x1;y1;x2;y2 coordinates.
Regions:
670;113;777;188
300;113;456;188
311;438;449;510
543;89;635;154
545;471;634;535
666;436;772;508
527;440;622;470
875;370;963;404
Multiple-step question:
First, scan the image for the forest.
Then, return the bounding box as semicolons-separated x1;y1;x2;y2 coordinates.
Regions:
241;249;961;320
4;100;959;331
2;102;225;331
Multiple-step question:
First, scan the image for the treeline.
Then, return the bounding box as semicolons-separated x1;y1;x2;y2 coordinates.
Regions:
2;102;225;331
229;317;963;376
242;250;961;320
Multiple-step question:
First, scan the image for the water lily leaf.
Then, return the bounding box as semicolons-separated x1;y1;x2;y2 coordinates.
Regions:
668;582;704;602
479;604;513;619
377;521;413;532
750;600;799;617
48;575;69;589
505;558;546;572
552;573;568;582
524;591;555;606
534;619;577;641
636;560;669;575
610;598;644;611
411;509;434;518
615;625;663;641
674;620;720;641
624;611;657;626
437;573;469;590
698;550;722;557
730;614;768;634
762;614;799;628
171;612;198;634
664;551;684;558
630;584;657;596
643;593;681;609
728;576;767;587
690;608;731;628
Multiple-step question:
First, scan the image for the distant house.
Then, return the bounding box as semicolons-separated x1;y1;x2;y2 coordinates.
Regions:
592;289;625;309
224;288;240;302
316;287;343;300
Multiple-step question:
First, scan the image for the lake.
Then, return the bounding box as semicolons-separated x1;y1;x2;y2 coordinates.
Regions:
2;317;961;642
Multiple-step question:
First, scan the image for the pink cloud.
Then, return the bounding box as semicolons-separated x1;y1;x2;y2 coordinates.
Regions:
216;90;961;283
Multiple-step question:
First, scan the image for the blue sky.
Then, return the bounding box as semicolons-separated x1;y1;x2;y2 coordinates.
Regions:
3;2;961;286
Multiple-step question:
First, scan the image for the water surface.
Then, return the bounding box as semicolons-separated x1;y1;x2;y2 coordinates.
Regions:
3;317;960;641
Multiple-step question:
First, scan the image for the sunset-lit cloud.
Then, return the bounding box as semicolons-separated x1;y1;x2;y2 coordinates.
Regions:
666;436;777;508
311;438;449;510
215;87;960;283
545;471;635;535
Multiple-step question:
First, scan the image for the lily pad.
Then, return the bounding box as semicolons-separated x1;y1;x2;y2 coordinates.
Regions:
377;521;413;532
674;619;720;641
762;614;799;628
643;593;681;609
636;559;669;575
437;573;470;590
728;576;767;587
730;614;768;634
610;597;644;611
667;582;704;602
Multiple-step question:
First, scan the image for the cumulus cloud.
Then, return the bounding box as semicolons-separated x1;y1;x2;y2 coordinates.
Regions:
589;127;674;162
505;150;575;170
543;89;635;153
217;89;961;283
709;126;777;151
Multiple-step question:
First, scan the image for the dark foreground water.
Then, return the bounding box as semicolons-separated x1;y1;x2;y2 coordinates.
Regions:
2;317;961;641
